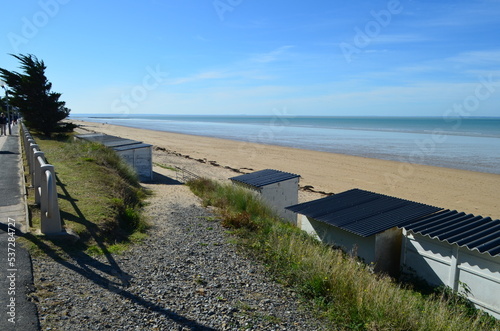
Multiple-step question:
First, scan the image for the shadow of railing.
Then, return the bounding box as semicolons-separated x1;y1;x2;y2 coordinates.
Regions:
21;171;216;330
149;171;183;185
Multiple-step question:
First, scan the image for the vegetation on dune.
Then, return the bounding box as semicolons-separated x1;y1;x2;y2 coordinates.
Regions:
25;133;149;254
19;130;499;329
188;177;499;331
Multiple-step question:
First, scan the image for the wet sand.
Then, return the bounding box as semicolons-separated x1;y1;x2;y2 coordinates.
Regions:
72;120;500;219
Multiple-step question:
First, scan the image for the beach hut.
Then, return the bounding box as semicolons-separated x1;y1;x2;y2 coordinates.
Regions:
229;169;300;224
286;189;442;276
400;210;500;318
75;133;153;182
287;188;500;317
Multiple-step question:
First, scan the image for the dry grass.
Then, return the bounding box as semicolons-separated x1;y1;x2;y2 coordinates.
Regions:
187;177;499;331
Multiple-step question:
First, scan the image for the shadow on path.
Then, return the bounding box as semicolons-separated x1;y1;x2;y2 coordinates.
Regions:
22;172;216;330
148;171;183;185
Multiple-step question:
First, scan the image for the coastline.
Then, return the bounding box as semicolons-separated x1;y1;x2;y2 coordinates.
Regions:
72;119;500;219
69;115;500;175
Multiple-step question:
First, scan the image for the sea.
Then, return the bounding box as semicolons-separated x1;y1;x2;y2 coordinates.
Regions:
70;114;500;175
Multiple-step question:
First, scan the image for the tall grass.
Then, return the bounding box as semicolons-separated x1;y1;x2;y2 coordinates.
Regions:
188;178;499;331
28;134;149;248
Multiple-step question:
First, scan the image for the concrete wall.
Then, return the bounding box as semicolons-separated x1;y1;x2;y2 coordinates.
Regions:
260;178;299;224
402;231;500;318
299;215;376;263
299;215;402;276
375;227;402;276
116;146;153;182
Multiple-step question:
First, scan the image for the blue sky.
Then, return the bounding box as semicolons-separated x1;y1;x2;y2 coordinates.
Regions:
1;0;499;116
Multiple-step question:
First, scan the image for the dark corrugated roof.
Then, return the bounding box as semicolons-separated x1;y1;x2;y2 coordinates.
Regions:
400;210;500;257
113;143;152;151
230;169;300;188
75;133;151;149
286;189;441;237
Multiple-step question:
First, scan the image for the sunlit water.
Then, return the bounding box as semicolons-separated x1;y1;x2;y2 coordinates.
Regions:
71;115;500;174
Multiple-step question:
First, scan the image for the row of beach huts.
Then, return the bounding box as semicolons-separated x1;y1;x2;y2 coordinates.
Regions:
229;168;500;319
74;132;500;319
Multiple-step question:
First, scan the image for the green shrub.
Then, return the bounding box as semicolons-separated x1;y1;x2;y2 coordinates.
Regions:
187;177;499;331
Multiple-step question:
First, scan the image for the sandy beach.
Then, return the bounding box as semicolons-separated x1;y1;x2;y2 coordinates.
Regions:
72;120;500;219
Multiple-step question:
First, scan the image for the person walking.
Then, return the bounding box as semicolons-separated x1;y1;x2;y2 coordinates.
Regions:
0;112;7;136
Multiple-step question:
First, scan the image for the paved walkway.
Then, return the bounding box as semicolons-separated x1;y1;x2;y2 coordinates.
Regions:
0;126;39;330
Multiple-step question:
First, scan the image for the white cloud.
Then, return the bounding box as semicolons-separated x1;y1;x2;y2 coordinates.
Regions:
250;45;295;63
394;65;437;73
447;50;500;65
195;35;210;42
371;34;429;44
160;45;300;88
69;75;500;117
167;71;229;85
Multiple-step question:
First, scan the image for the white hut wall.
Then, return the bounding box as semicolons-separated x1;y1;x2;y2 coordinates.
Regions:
402;231;500;319
115;146;153;182
260;178;299;224
301;216;376;264
457;248;500;319
133;146;153;181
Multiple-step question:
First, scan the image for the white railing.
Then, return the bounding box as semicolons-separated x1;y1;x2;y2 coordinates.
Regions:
175;166;201;183
22;124;62;234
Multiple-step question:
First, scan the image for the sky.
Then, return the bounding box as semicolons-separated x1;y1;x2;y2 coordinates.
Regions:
1;0;499;117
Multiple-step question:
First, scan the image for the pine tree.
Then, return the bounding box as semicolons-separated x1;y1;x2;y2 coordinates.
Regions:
0;54;71;135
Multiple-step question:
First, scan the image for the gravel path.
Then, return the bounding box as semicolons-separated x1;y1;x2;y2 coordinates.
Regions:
30;153;329;330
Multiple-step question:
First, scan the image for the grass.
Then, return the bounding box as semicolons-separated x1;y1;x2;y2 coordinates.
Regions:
153;162;178;172
187;177;499;331
23;132;149;254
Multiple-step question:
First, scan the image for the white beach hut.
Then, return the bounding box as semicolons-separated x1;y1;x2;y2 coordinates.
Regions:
400;210;500;318
230;169;300;224
286;189;442;277
287;189;500;318
75;133;153;182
